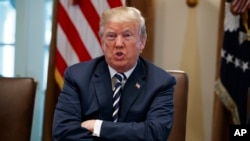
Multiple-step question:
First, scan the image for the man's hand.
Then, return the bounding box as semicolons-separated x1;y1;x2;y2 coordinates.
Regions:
81;120;96;133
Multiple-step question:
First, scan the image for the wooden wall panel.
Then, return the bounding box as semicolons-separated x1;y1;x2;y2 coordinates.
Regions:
126;0;155;61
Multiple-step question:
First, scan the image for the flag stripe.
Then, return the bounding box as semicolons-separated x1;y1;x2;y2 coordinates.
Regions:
239;0;246;12
242;0;250;12
107;0;123;8
55;0;125;89
55;49;67;89
55;49;67;77
232;0;250;13
58;2;91;61
67;5;103;58
57;25;79;65
60;1;102;59
91;0;110;17
78;0;101;44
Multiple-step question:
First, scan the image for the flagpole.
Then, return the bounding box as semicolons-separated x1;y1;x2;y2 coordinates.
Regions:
42;0;60;141
211;0;231;141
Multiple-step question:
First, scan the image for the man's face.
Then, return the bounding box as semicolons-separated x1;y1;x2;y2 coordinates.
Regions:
101;22;145;72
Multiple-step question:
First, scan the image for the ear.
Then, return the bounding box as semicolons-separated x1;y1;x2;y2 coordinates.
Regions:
139;38;146;52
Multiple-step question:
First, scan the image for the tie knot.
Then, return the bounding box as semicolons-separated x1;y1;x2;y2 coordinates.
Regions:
114;73;126;82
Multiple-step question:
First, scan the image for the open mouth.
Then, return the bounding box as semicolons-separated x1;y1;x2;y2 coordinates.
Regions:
115;52;124;59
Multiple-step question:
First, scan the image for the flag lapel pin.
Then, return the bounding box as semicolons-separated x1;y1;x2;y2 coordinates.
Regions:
135;82;140;89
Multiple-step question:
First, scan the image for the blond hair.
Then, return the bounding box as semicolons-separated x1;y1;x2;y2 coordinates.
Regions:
99;6;147;39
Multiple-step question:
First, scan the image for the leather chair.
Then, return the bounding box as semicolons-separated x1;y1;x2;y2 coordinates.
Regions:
0;77;37;141
167;70;189;141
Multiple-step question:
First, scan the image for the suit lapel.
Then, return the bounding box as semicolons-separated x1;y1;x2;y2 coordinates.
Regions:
119;59;146;121
93;61;113;121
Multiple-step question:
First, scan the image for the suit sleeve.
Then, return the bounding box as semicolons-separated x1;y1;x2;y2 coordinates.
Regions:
52;68;95;141
100;76;176;141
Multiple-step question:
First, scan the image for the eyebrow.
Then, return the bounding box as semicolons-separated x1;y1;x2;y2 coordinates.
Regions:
105;29;133;34
122;29;133;32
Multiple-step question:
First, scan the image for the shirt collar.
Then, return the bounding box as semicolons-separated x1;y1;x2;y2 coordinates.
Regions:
108;63;137;80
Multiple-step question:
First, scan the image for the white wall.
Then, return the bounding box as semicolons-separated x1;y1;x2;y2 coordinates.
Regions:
154;0;221;141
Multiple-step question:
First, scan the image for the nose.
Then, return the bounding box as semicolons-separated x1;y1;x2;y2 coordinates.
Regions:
115;35;124;48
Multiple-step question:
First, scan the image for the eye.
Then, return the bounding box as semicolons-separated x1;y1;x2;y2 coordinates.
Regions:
123;32;132;39
105;33;116;40
124;34;131;37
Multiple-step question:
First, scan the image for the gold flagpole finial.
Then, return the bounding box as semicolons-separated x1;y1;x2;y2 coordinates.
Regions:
187;0;198;8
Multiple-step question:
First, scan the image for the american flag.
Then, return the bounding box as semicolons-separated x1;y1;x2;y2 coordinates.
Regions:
55;0;125;88
212;1;250;140
215;0;250;125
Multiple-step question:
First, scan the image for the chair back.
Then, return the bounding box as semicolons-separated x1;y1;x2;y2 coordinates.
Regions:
167;70;189;141
0;77;37;141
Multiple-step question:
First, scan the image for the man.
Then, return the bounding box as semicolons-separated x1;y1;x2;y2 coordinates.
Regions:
53;6;176;141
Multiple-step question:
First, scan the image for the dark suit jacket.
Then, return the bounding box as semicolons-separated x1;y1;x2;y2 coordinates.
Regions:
53;56;176;141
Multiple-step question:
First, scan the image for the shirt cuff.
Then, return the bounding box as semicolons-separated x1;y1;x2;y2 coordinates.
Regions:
92;120;103;137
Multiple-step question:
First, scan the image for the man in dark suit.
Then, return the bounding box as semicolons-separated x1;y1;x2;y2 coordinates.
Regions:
53;6;176;141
